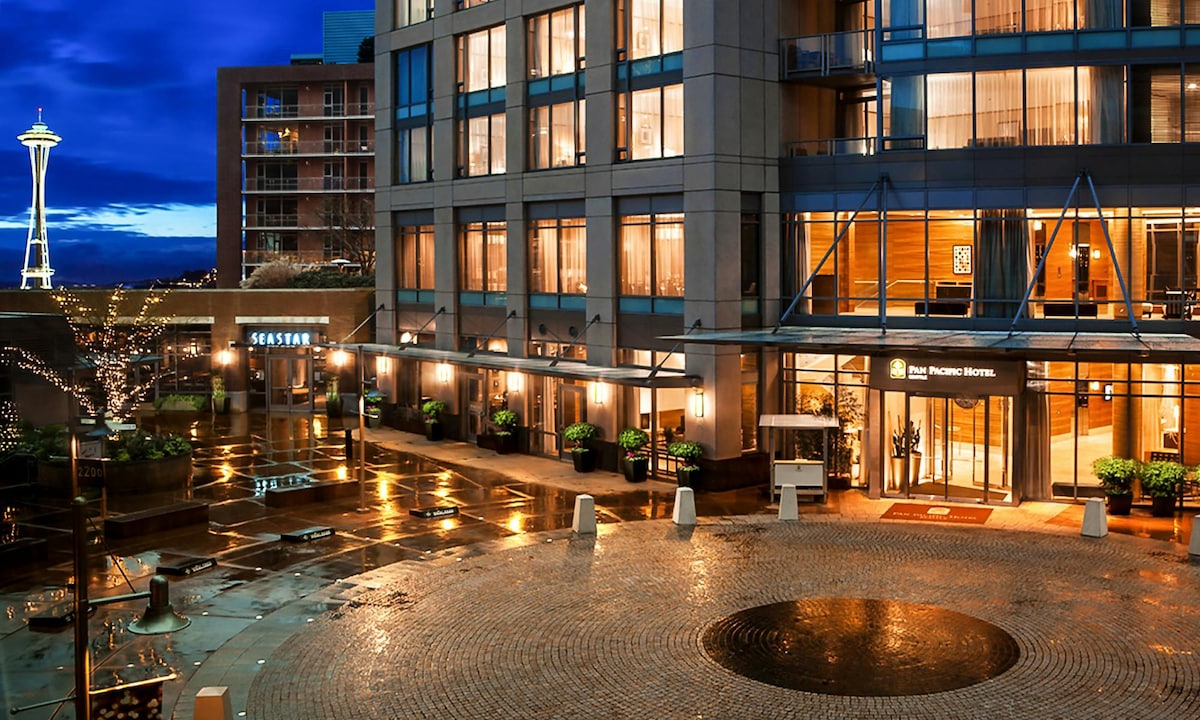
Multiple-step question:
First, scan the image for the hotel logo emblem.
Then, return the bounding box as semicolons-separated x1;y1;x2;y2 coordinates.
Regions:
889;358;907;379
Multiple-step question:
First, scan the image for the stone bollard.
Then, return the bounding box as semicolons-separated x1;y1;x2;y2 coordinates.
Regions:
194;686;233;720
1081;497;1108;538
672;486;697;526
572;494;596;535
1190;514;1200;558
778;484;799;522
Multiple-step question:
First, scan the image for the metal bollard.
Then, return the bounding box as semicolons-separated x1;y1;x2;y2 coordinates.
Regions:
1081;497;1108;538
672;486;696;526
194;686;233;720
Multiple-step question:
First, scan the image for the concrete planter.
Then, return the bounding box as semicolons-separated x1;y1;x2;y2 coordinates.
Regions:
38;453;194;495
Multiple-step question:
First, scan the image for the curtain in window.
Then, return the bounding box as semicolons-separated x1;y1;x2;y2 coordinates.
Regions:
550;8;576;75
975;0;1021;34
1026;67;1076;145
654;214;685;296
485;224;507;291
975;70;1022;146
529;14;550;78
1082;0;1123;28
974;209;1031;318
461;225;484;290
489;113;507;174
560;219;587;293
418;227;434;288
662;84;684;157
620;219;652;295
887;76;926;144
631;0;662;58
530;221;556;292
552;101;576;166
1081;66;1124;144
631;88;663;159
662;0;683;54
887;0;925;36
927;73;971;149
490;26;507;88
1026;0;1076;31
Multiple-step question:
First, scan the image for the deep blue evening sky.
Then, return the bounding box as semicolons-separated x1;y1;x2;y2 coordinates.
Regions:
0;0;372;287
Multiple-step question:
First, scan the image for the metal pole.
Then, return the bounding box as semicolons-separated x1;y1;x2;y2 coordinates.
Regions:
357;344;367;512
72;496;90;720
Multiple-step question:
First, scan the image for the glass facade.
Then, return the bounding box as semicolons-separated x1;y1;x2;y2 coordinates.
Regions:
459;220;507;292
395;44;433;184
619;211;684;297
527;5;587;169
529;218;587;294
458;25;507;176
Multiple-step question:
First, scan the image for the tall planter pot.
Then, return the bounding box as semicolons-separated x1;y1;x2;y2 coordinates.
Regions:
1150;496;1177;517
1106;493;1133;516
572;449;596;473
425;421;444;441
676;466;700;488
622;457;649;483
496;434;516;454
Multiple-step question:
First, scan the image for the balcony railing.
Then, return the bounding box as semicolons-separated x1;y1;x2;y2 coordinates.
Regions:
244;102;374;119
243;140;374;156
786;136;877;157
781;30;873;78
244;250;368;268
244;214;300;229
244;177;375;192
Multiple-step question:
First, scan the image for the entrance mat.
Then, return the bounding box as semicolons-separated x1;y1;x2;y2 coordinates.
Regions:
881;503;992;525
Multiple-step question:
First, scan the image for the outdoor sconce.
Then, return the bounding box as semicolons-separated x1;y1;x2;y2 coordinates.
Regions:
691;388;706;418
215;349;233;366
375;356;391;375
436;363;453;385
591;382;609;405
330;349;349;367
400;331;414;345
507;372;524;393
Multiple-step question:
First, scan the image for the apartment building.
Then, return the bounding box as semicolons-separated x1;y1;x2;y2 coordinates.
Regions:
217;13;376;287
369;0;1200;505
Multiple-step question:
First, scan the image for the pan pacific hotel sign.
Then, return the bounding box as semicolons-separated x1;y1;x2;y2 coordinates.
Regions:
871;357;1021;395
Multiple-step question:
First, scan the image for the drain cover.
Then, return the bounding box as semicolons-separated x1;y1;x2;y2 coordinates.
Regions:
702;597;1020;696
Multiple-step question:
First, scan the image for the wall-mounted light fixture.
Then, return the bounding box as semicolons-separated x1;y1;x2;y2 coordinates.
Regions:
399;331;414;345
375;356;391;375
215;349;233;366
507;372;524;393
591;382;609;405
330;349;349;367
691;388;706;418
436;363;453;385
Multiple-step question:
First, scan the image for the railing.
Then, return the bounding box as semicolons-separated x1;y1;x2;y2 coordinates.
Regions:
244;177;374;192
244;103;373;119
243;140;374;156
785;136;877;157
781;30;873;78
244;250;366;267
244;214;300;229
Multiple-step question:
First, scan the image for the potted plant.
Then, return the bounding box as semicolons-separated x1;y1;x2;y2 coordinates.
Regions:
564;421;599;473
491;409;519;454
422;399;447;441
211;374;229;414
1139;459;1185;517
364;391;382;429
325;376;342;418
667;440;703;488
1092;455;1137;515
617;427;650;483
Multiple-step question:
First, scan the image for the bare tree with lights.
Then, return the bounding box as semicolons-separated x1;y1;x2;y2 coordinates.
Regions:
0;288;171;423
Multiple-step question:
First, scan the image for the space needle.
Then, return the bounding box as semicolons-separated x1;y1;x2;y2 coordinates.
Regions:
18;108;61;289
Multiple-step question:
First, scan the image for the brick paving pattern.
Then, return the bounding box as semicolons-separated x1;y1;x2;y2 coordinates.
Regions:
245;518;1200;719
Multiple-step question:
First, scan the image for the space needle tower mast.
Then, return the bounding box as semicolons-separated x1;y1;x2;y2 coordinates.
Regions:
18;108;61;289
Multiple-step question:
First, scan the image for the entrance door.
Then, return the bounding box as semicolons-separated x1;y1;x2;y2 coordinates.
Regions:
466;372;485;441
557;384;585;457
883;391;1013;504
267;355;312;412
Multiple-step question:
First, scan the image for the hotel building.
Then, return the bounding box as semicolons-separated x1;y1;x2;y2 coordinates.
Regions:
370;0;1200;504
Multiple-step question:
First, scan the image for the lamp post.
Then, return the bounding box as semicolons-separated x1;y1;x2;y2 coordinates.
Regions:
357;343;367;512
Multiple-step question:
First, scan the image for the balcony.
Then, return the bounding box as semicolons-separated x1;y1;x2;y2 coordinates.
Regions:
244;102;374;120
786;136;877;157
243;249;369;269
781;30;873;85
244;177;375;193
243;139;374;156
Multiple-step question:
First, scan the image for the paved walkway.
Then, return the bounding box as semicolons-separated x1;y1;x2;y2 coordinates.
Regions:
169;430;1200;720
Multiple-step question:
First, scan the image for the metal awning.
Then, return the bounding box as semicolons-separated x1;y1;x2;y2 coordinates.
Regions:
664;326;1200;360
332;342;699;388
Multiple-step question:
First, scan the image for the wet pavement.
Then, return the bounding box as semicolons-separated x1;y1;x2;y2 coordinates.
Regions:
1;412;1199;719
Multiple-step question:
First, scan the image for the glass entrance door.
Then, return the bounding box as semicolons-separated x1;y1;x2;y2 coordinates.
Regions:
267;355;312;412
884;391;1013;504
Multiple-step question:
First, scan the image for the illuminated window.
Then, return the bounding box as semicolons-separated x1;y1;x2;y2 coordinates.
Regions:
395;44;433;183
530;218;587;294
458;26;507;176
460;221;507;291
617;0;683;60
620;211;684;297
615;0;683;162
527;4;586;170
395;0;432;28
396;224;434;289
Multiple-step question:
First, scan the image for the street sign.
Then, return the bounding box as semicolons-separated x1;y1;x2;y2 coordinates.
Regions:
76;459;105;488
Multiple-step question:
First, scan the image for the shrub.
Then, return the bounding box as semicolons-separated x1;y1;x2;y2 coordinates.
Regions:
617;427;650;459
1092;456;1137;496
18;424;191;463
1140;460;1187;498
491;409;518;435
240;259;301;289
211;375;227;403
287;269;374;288
154;394;207;411
364;392;382;418
563;422;598;452
422;399;447;423
667;440;703;470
